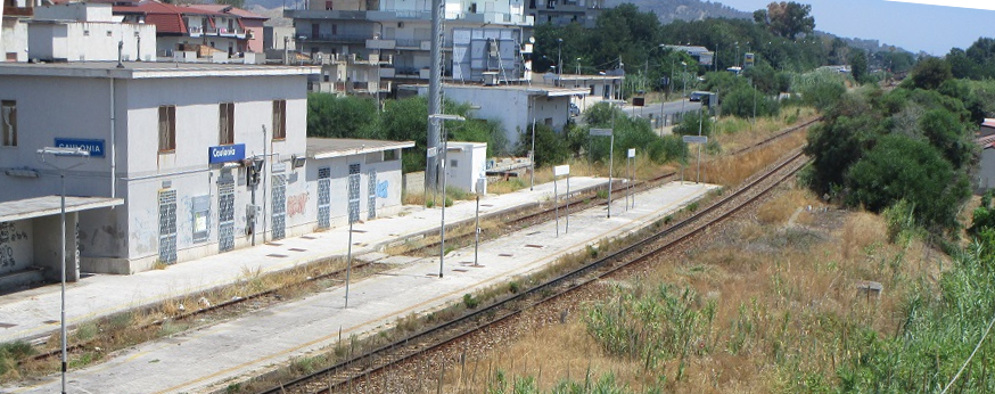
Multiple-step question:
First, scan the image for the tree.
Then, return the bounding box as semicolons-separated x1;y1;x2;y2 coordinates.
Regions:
909;57;953;90
307;93;378;139
516;123;569;167
762;2;815;40
845;134;969;231
849;50;869;84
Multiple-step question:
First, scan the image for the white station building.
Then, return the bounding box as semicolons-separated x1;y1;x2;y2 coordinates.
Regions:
0;62;410;288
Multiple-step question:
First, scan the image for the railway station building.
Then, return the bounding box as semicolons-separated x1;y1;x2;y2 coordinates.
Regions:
0;62;410;289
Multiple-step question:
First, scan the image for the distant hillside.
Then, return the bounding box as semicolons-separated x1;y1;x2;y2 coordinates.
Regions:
605;0;751;24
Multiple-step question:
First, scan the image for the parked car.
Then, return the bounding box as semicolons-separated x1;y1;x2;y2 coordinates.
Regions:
689;91;709;102
569;103;581;117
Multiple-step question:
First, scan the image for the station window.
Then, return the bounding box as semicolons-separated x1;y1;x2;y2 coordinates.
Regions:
158;105;176;152
272;100;287;140
383;149;398;162
219;102;235;145
1;100;16;147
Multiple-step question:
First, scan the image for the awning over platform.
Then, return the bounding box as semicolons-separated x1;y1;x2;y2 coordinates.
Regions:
0;196;124;223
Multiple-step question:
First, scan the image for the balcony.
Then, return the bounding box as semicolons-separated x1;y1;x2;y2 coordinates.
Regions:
188;26;203;37
217;27;246;39
3;6;32;17
303;33;372;44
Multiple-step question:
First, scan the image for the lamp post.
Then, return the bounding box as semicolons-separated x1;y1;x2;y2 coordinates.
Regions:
557;38;563;77
37;146;90;394
680;61;687;115
428;114;466;278
575;57;582;75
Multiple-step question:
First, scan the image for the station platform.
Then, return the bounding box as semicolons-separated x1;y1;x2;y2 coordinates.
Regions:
2;179;718;394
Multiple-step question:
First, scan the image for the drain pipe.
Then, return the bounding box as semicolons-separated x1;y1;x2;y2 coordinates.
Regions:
109;76;117;200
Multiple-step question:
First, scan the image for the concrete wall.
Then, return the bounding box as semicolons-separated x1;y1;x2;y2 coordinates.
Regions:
422;86;570;148
306;149;404;228
979;148;995;192
2;17;28;62
28;21;156;62
0;220;32;275
444;142;486;194
32;213;79;281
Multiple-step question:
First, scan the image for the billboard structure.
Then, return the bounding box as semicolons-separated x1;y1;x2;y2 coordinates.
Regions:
744;52;756;68
452;28;525;84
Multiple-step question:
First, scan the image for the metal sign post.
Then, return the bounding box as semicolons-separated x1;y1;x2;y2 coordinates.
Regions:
554;165;569;236
344;219;354;308
627;148;636;209
682;135;708;185
589;128;614;218
428;114;466;278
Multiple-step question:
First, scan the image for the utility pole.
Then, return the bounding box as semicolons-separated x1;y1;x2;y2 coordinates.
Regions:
426;0;445;205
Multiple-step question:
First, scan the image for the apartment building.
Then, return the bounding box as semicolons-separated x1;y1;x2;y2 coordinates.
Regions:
286;0;533;86
525;0;604;28
113;0;267;62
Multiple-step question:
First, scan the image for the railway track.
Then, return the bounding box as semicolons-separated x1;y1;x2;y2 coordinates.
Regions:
257;147;811;394
412;116;821;255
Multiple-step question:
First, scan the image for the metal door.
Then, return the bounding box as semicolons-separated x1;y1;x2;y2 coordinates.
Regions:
348;164;360;223
317;167;331;229
218;172;235;252
271;174;286;240
158;189;177;264
367;169;377;220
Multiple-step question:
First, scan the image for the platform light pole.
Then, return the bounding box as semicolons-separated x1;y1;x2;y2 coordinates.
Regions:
38;146;90;394
429;114;465;278
680;61;687;116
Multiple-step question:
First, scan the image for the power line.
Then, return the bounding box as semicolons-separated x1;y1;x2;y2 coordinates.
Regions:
941;310;995;394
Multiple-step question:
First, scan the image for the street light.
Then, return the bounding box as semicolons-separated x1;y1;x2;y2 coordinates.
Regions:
681;61;688;115
557;38;563;77
575;57;582;75
37;146;89;394
428;114;466;279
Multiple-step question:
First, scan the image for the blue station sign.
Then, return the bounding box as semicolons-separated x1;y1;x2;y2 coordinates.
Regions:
208;143;246;164
54;138;105;158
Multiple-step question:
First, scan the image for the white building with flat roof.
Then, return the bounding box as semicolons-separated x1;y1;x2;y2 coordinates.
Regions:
404;82;588;147
29;3;157;62
0;62;318;276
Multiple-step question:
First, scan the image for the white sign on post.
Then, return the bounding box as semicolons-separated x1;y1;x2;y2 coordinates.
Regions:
589;128;613;137
627;148;636;158
682;135;708;144
554;165;570;176
426;146;438;157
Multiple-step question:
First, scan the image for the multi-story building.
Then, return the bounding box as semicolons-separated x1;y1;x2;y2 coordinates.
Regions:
2;0;32;62
112;0;267;62
0;62;410;283
525;0;604;28
286;0;533;86
27;3;156;62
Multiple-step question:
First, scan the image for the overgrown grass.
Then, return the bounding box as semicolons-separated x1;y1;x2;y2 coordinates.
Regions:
459;183;951;392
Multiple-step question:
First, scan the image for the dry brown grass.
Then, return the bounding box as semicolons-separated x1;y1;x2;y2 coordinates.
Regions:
461;184;947;393
703;132;807;187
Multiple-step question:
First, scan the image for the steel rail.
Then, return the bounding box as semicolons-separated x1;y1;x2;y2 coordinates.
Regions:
258;149;809;394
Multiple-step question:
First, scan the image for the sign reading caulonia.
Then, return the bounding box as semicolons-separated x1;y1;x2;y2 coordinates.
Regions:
55;138;105;157
208;143;246;164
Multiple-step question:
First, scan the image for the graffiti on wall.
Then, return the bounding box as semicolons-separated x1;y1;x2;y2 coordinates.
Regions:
0;222;29;269
287;193;309;217
376;180;389;198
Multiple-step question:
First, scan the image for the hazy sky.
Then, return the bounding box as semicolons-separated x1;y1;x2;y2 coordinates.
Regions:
714;0;995;55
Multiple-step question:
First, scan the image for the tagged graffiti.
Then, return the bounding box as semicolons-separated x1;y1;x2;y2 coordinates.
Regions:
287;193;309;217
0;222;29;268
